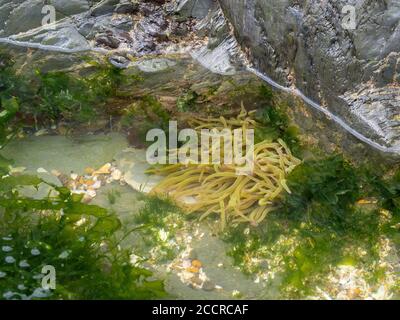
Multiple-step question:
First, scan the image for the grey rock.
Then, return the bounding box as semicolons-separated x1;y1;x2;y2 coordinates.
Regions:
96;33;120;48
1;0;47;36
174;0;216;19
202;280;215;291
115;0;139;14
219;0;400;154
90;0;119;16
50;0;90;16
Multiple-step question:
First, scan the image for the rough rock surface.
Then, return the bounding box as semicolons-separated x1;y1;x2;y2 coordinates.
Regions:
218;0;400;153
0;0;398;157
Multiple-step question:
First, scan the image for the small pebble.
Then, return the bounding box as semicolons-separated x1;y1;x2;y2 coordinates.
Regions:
2;246;13;252
5;256;16;264
31;248;41;256
202;280;216;292
19;260;30;268
111;169;122;181
59;250;70;259
86;190;97;198
3;291;14;299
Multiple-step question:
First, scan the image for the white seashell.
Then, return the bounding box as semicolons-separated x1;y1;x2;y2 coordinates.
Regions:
182;259;192;268
37;168;48;173
111;169;122;181
70;173;78;181
129;254;140;265
86;190;97;198
75;218;87;227
181;271;195;281
159;229;168;242
92;181;102;189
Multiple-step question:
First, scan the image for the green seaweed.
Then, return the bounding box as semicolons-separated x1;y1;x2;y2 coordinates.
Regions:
0;52;141;125
176;90;199;112
0;172;166;300
223;155;400;298
255;100;301;156
132;195;187;262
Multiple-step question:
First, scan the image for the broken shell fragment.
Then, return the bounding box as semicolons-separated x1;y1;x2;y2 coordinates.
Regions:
84;167;95;175
192;260;202;268
186;267;200;273
93;163;111;175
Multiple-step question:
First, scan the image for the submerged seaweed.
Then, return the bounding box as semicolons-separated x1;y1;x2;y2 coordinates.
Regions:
0;164;166;300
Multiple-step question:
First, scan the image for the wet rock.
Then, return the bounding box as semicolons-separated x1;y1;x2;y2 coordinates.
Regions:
115;0;139;14
90;0;119;17
0;0;47;36
174;0;215;19
109;55;130;68
202;280;215;291
143;0;167;5
50;0;90;16
219;0;400;155
96;34;120;49
135;58;177;73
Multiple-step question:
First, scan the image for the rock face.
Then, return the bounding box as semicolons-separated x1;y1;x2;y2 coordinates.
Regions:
0;0;256;115
218;0;400;154
0;0;398;157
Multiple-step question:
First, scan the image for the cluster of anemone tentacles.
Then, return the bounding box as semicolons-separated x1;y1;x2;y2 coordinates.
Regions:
147;106;301;229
